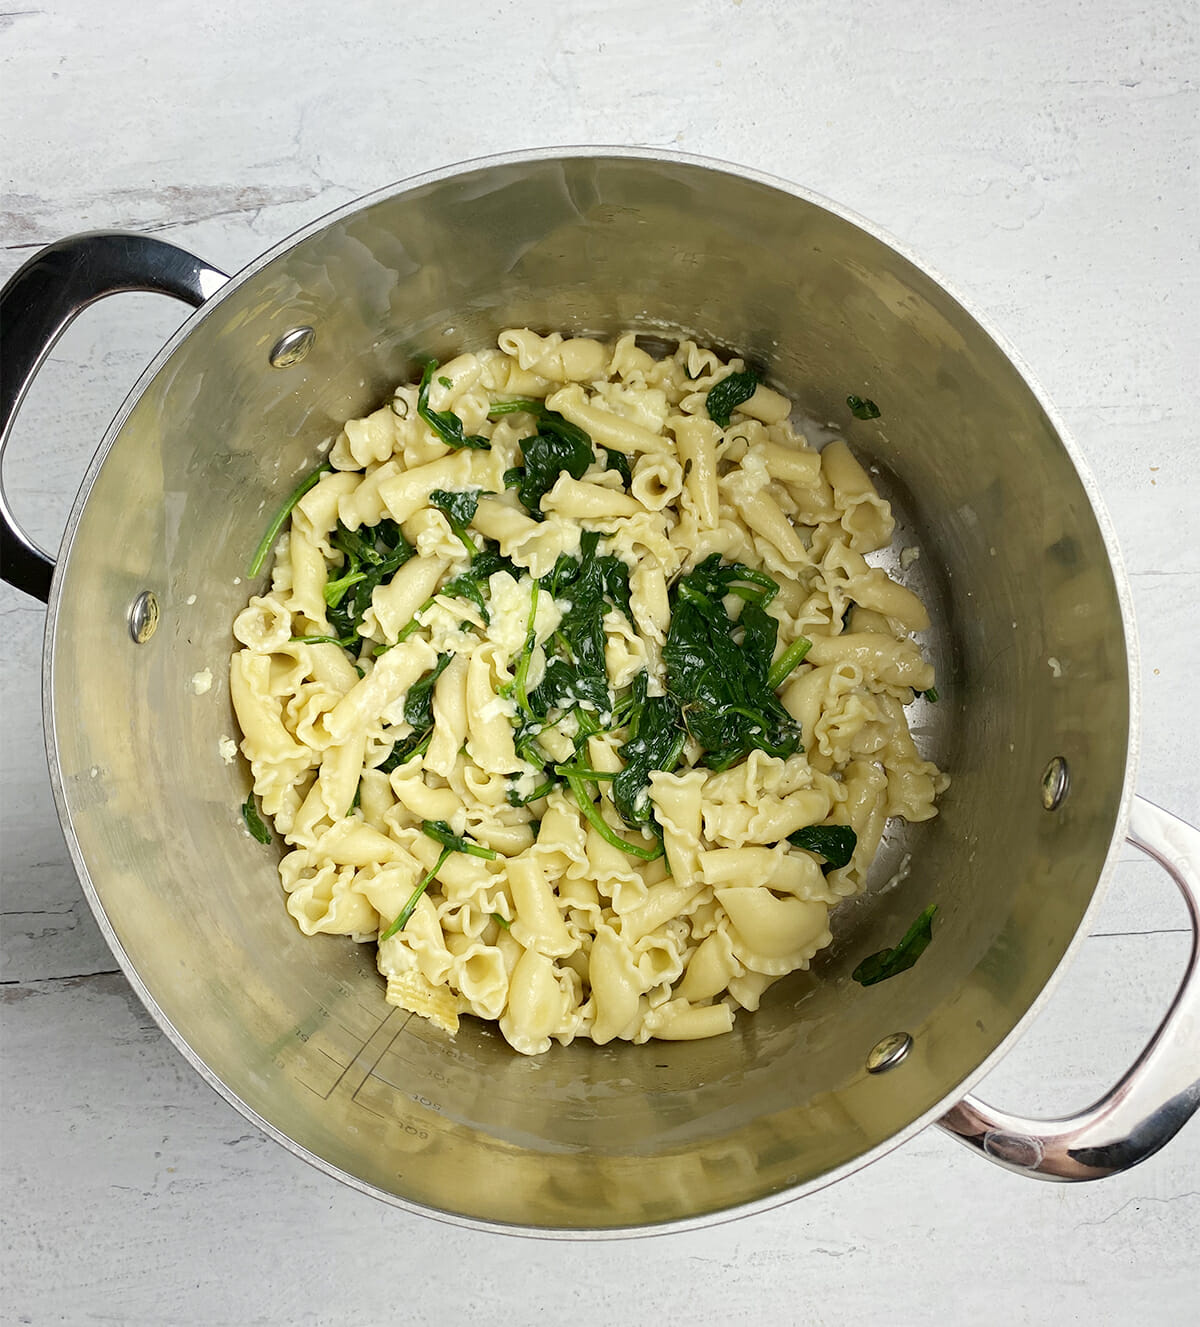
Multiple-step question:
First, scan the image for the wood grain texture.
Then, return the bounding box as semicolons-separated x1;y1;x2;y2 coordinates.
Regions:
1;1;1197;1322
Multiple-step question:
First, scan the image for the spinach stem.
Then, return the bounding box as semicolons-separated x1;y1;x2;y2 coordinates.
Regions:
420;819;497;860
553;764;616;780
767;636;813;691
566;774;662;861
376;595;438;655
380;845;452;940
323;570;367;606
291;634;357;647
487;398;545;418
513;582;539;718
247;460;332;577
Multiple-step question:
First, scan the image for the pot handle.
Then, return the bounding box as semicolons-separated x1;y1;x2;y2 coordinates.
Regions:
0;231;229;602
937;795;1200;1179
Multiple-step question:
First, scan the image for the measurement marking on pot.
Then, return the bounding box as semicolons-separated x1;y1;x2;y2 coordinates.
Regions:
349;1017;412;1096
294;1008;409;1101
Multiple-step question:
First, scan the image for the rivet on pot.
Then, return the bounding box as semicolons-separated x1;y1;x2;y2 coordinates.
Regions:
269;325;315;368
866;1031;912;1074
128;590;159;644
1041;756;1070;811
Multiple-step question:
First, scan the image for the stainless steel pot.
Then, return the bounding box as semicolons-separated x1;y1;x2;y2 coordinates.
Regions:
2;150;1197;1235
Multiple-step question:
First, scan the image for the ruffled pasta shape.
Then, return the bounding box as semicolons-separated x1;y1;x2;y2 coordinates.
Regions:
229;330;947;1057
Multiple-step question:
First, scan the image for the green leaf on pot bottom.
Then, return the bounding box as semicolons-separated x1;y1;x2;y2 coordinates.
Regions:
852;904;937;986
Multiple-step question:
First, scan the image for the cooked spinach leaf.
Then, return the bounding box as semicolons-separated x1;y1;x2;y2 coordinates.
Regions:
488;399;598;515
330;522;387;567
241;793;272;844
404;654;452;730
506;775;557;807
846;394;881;421
787;824;857;870
325;519;415;643
499;532;644;804
510;582;542;718
487;398;591;450
430;488;482;555
553;763;617;781
322;567;367;607
378;729;430;773
438;539;520;624
375;656;453;774
852;904;937;986
603;446;632;487
662;555;799;770
515;426;593;516
612;694;686;825
417;360;491;450
429;488;481;530
292;633;358;647
534;531;629;717
706;370;759;428
565;773;663;861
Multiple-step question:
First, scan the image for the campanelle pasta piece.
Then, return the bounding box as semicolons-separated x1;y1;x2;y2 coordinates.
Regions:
544;384;665;454
465;648;521;775
497;329;608;382
230;329;948;1057
715;888;832;975
804;631;935;692
821;439;895;552
588;924;644;1045
361;555;450;643
640;998;735;1042
648;771;707;886
285;860;377;937
325;638;438;744
507;856;577;958
341;406;400;468
425;653;470;778
287;527;333;630
294;470;362;552
629;453;684;512
541;475;644;520
450;942;510;1020
229;652;311;780
499;945;575;1056
677;929;743;1004
722;455;810;567
670;414;721;529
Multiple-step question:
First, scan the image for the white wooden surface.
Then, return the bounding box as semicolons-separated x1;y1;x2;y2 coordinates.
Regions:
2;2;1197;1322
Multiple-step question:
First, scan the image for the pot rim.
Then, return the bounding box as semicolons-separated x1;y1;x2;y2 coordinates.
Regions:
41;145;1142;1238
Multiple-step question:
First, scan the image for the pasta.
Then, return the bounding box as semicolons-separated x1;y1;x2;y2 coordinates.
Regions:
230;334;948;1055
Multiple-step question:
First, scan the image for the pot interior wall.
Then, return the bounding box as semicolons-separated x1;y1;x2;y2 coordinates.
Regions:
48;155;1130;1228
